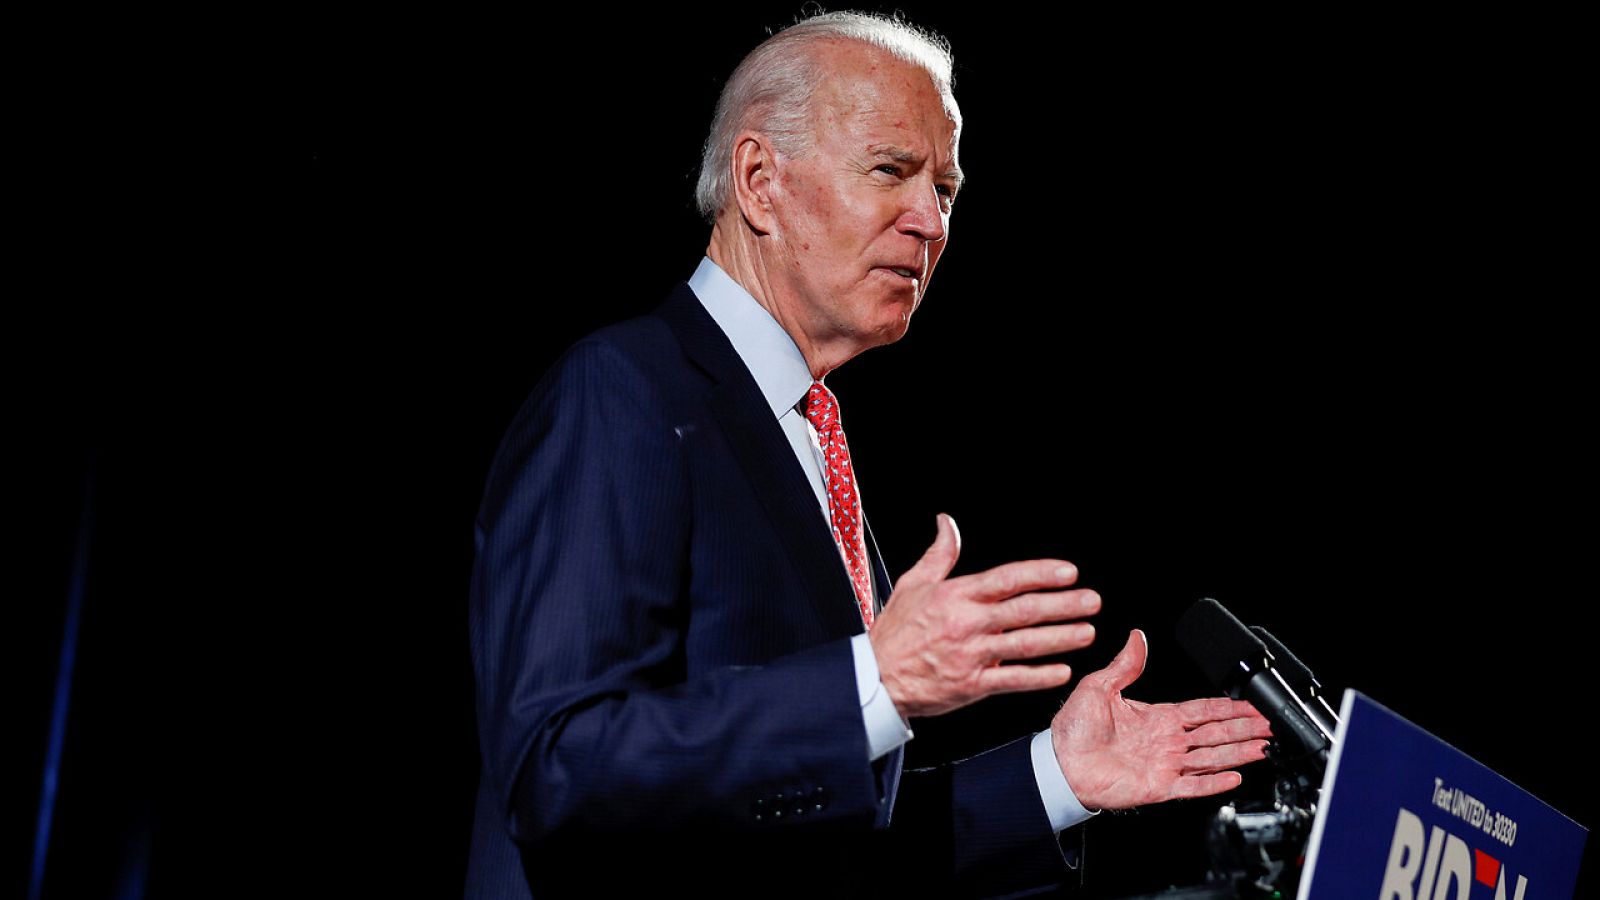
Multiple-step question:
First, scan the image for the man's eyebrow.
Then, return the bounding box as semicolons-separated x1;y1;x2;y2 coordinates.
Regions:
870;145;919;163
869;145;965;191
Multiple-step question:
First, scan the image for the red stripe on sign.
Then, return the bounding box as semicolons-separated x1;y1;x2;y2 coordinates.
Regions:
1473;847;1500;888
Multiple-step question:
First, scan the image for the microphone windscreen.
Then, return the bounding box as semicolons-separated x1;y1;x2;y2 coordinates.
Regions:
1175;598;1267;690
1252;626;1317;688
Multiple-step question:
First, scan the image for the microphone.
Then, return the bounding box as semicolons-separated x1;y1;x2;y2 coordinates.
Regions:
1175;598;1332;774
1251;625;1339;739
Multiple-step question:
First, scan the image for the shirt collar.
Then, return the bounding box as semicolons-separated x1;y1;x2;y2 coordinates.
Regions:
688;255;814;419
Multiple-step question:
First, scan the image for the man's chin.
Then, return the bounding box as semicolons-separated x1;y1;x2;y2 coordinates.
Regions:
840;301;918;355
870;315;914;348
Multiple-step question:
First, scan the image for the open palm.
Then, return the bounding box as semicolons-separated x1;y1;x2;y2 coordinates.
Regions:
1050;629;1272;811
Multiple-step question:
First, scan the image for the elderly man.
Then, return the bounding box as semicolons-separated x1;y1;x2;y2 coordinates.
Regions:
466;12;1269;897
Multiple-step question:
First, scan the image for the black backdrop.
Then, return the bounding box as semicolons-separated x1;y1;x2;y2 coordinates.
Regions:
22;6;1591;898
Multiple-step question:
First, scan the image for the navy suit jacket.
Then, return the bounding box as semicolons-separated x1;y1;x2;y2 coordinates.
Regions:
465;282;1078;897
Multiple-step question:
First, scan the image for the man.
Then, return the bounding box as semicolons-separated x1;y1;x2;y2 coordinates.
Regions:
466;12;1270;897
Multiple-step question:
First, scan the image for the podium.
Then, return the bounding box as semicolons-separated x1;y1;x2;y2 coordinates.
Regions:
1298;690;1585;899
1119;690;1586;899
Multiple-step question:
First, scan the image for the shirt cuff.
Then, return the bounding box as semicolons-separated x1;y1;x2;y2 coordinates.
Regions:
1030;729;1099;832
850;632;913;760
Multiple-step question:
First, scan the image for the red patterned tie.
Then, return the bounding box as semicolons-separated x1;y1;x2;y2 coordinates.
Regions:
805;381;875;629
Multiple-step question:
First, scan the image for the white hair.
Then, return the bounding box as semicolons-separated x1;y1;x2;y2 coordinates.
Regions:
693;10;955;222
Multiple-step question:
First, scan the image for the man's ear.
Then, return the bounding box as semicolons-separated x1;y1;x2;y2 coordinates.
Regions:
730;132;779;234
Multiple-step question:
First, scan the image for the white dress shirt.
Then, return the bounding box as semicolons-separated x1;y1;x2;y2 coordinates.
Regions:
688;256;1095;833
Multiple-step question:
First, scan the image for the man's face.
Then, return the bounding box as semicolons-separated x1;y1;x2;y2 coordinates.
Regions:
762;44;962;361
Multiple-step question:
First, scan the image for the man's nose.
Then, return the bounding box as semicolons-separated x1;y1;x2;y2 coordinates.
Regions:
896;181;947;243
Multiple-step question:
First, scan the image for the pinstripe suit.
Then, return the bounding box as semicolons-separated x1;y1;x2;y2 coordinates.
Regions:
464;281;1077;897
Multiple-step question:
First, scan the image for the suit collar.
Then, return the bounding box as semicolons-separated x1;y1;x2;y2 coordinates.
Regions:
655;283;868;638
687;256;813;419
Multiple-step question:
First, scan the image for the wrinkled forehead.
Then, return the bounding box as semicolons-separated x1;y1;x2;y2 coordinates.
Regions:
815;47;962;140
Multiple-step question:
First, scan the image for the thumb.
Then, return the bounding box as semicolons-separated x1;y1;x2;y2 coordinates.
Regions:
900;513;961;586
1100;629;1148;693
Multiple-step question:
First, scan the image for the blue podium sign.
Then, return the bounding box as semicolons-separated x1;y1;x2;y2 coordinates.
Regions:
1300;691;1586;899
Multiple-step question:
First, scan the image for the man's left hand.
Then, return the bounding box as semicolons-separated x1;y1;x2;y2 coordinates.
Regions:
1050;629;1272;811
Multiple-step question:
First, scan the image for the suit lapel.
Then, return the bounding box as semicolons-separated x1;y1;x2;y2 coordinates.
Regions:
656;284;867;639
862;513;894;617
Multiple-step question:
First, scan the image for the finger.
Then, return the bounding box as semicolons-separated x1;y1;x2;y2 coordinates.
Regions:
974;662;1073;696
982;622;1096;662
897;513;962;587
1095;629;1147;692
1237;700;1270;721
958;558;1079;603
1166;771;1244;801
988;589;1101;631
1181;740;1270;774
1174;696;1262;728
1184;716;1274;748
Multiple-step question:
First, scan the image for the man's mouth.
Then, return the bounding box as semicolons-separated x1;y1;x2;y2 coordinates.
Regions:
877;264;922;281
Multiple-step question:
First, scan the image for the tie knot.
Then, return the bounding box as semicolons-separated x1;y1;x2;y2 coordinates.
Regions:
804;381;840;429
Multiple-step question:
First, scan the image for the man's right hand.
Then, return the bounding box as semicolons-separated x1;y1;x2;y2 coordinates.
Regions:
868;513;1099;720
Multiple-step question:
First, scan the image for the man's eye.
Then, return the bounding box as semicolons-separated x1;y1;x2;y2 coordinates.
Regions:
875;164;902;177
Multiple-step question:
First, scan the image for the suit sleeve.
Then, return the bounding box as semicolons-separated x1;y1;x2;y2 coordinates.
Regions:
893;738;1085;896
470;339;881;845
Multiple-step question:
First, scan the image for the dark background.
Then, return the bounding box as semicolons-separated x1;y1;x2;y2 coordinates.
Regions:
21;5;1591;898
